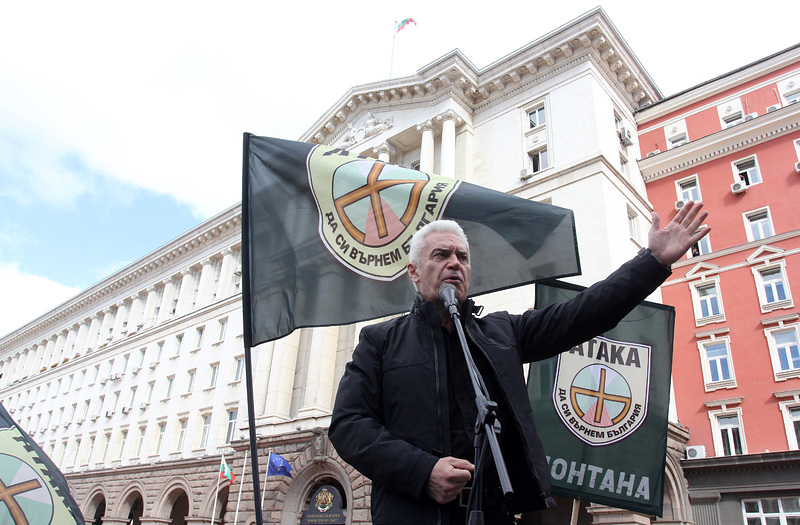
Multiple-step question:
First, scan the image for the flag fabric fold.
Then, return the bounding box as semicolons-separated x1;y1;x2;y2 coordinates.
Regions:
242;134;580;347
396;18;416;32
0;402;85;525
220;456;235;484
267;452;293;477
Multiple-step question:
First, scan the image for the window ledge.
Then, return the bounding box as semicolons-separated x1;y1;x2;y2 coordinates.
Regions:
761;300;794;313
704;379;737;392
696;314;725;327
775;369;800;382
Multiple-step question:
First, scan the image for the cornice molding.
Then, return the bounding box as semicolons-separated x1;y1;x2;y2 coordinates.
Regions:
0;204;243;352
639;105;800;182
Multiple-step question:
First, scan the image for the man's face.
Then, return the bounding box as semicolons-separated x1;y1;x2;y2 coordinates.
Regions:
408;231;471;306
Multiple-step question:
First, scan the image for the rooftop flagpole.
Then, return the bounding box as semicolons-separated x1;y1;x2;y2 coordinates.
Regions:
389;19;397;78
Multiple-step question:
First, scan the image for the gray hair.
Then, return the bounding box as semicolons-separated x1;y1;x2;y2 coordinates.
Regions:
408;220;470;265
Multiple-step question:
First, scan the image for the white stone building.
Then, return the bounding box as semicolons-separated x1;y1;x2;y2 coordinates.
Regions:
0;8;694;525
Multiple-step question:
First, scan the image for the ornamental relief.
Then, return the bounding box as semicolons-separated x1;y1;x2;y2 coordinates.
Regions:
339;113;393;148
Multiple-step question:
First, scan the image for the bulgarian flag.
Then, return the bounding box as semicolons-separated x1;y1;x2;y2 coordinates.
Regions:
396;18;416;32
219;455;235;484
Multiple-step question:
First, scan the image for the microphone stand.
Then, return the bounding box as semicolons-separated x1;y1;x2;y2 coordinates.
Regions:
445;298;513;525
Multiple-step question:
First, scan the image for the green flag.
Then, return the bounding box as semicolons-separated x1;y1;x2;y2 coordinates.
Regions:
0;402;85;525
529;280;675;516
242;135;580;346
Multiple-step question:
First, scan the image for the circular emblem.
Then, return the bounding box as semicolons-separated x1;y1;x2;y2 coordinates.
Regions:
308;146;459;280
553;336;651;446
0;453;54;525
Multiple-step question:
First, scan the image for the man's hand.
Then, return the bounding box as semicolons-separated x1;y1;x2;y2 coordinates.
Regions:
425;457;474;504
648;201;710;267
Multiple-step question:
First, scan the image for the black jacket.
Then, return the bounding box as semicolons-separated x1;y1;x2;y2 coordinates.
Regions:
329;252;670;524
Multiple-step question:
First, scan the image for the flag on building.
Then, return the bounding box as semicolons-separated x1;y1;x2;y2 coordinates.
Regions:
267;452;293;477
396;18;416;32
528;280;675;517
220;456;235;484
0;402;85;525
242;134;580;347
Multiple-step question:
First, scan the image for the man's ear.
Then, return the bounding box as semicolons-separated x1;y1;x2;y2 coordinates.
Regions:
407;262;419;284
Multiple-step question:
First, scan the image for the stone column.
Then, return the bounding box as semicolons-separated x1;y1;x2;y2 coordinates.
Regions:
157;277;178;323
417;120;435;173
73;320;90;358
373;142;396;163
436;110;463;179
84;314;102;353
216;248;235;300
175;269;196;316
194;258;215;309
141;286;160;329
296;327;339;418
111;301;129;340
8;353;20;383
261;330;301;422
62;325;78;361
127;292;145;332
33;341;48;373
98;308;115;348
49;331;67;367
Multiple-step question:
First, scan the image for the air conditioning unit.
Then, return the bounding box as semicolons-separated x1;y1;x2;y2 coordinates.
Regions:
91;414;100;421
62;421;71;428
731;181;747;194
767;104;781;113
149;361;159;370
744;112;757;121
519;168;533;181
647;149;661;157
139;402;150;410
105;411;114;418
122;407;131;414
9;408;15;414
795;161;800;173
76;417;85;425
686;445;706;459
131;366;141;375
111;373;122;381
619;127;634;146
675;200;687;211
234;265;243;276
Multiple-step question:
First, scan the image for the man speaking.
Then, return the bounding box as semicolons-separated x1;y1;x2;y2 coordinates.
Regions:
329;202;709;525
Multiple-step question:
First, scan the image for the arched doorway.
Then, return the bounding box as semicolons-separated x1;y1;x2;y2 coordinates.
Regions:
169;492;190;525
301;477;348;514
127;494;144;525
91;497;106;525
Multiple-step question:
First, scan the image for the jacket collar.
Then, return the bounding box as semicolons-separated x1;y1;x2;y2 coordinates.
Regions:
410;293;482;320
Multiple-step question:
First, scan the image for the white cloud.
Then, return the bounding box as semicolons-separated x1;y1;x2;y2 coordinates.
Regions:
0;263;81;337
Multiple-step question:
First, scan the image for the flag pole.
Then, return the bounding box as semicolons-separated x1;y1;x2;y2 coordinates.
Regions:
211;455;224;524
234;450;248;525
241;132;265;525
389;19;397;78
261;450;271;510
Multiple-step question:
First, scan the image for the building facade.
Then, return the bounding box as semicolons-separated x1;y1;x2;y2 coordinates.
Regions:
637;44;800;525
0;8;703;525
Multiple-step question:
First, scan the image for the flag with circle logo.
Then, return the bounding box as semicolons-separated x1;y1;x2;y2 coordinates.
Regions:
242;135;580;347
529;280;675;517
0;402;85;525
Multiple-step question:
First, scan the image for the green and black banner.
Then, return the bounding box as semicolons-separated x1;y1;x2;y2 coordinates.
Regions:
242;135;581;346
0;402;85;524
529;280;675;517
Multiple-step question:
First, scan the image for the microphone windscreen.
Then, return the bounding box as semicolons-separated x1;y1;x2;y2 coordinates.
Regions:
438;283;458;306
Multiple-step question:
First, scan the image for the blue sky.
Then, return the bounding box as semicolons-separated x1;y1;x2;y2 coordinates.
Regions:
1;0;797;336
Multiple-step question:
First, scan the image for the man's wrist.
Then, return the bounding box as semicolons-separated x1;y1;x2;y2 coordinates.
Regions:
639;247;671;271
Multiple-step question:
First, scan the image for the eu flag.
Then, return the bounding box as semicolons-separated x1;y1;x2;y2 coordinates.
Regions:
267;453;293;477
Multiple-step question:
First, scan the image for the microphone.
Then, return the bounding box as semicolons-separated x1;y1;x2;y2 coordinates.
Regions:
438;283;460;318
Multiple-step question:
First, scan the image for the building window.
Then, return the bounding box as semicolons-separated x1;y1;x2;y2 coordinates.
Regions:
527;106;546;129
528;148;549;174
779;401;800;450
755;265;792;311
690;232;712;258
767;327;800;378
173;334;183;356
745;209;775;242
692;281;724;323
199;415;212;449
135;427;146;457
165;376;174;398
743;497;800;524
734;157;762;186
194;327;205;350
723;112;744;128
677;176;701;203
186;370;195;394
234;357;245;382
711;410;746;456
225;410;238;444
155;423;166;454
118;430;128;460
209;364;219;388
627;207;639;242
176;419;188;452
699;339;736;390
217;319;228;342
